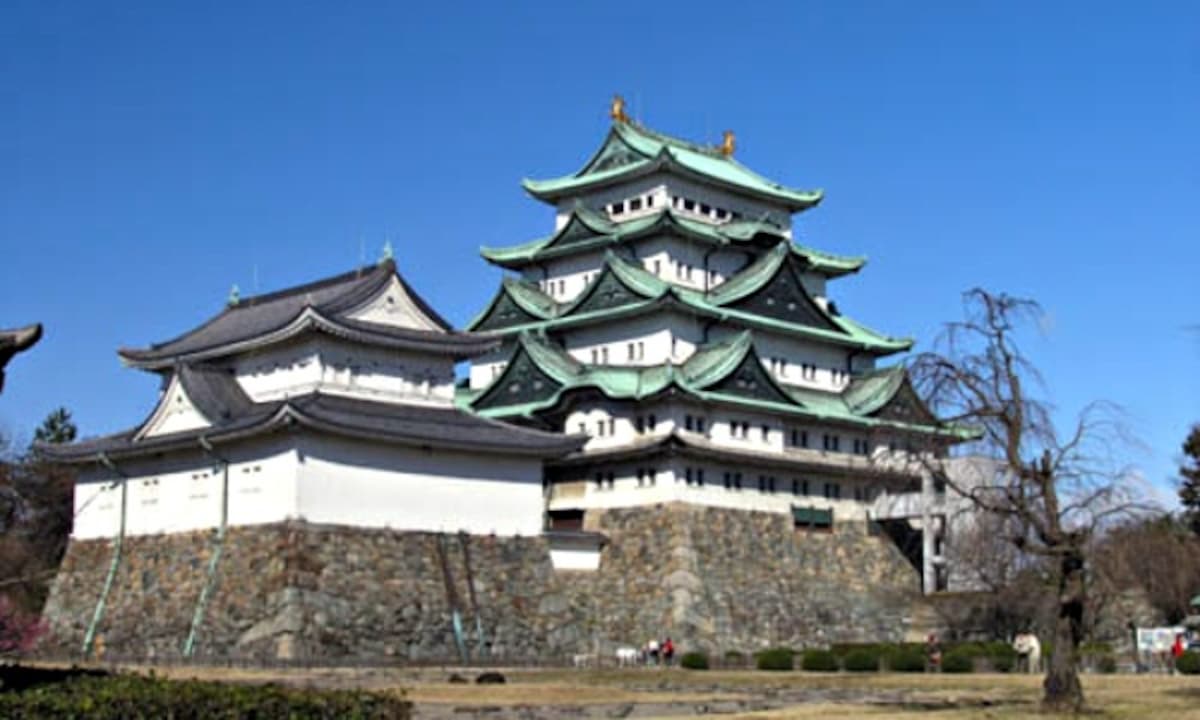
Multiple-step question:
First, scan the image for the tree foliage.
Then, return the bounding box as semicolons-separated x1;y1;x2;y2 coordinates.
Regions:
1179;425;1200;535
32;407;76;445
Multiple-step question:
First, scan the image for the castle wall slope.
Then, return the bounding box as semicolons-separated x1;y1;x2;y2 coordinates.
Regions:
42;505;919;661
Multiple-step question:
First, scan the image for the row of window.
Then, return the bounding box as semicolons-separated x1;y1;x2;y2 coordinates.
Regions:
671;195;739;222
787;428;872;456
590;466;876;505
608;192;657;217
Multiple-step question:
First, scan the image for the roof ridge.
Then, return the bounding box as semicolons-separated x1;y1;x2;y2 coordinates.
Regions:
237;260;390;309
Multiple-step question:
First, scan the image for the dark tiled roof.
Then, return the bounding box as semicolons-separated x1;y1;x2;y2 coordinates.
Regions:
39;364;583;463
118;261;495;368
0;323;41;393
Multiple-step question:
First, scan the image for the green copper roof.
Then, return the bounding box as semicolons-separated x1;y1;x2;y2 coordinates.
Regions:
468;247;911;355
480;206;865;277
466;331;963;439
522;121;824;211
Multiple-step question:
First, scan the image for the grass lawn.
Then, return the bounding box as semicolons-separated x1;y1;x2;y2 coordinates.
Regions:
117;665;1199;719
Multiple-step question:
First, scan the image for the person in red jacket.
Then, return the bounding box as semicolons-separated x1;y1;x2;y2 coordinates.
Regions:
1172;633;1186;674
662;637;675;666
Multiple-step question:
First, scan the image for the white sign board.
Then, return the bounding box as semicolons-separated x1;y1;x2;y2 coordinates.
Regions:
1136;627;1185;654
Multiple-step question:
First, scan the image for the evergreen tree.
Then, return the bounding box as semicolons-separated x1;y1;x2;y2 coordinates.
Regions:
1180;425;1200;534
32;407;76;445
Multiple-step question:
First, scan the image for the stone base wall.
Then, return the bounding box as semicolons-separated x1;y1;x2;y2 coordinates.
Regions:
42;504;921;661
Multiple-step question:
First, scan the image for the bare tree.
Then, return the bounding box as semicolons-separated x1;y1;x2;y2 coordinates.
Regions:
910;289;1145;713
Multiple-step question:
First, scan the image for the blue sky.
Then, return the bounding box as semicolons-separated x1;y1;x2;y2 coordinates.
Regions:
1;2;1196;500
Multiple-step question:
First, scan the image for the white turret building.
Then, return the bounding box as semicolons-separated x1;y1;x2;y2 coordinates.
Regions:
44;259;583;541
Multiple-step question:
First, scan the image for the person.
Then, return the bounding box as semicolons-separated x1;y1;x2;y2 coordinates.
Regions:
647;638;660;666
925;633;942;672
662;637;675;666
1172;633;1186;675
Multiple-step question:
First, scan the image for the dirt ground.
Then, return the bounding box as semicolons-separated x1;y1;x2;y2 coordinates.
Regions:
118;664;1200;719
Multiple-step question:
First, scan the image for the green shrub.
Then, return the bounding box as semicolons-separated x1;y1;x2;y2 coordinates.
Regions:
755;647;795;671
1080;641;1113;656
0;673;410;719
723;650;747;667
989;651;1015;673
942;649;974;673
801;649;839;672
680;652;709;670
843;648;880;672
1177;651;1200;675
1097;655;1118;674
887;647;926;673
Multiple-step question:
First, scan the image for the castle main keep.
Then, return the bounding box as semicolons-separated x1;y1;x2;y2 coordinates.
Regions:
41;100;966;662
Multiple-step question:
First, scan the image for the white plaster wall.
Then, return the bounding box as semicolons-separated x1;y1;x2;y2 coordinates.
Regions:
561;313;703;367
71;440;299;540
520;251;606;304
557;177;669;229
234;338;456;406
550;457;871;521
295;435;545;536
468;346;511;391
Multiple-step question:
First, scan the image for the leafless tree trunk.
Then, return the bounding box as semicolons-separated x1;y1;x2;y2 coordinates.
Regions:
910;289;1147;713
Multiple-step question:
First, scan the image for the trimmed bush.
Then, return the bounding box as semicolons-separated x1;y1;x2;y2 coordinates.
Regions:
801;649;839;672
1177;650;1200;675
0;672;411;719
723;650;747;667
942;649;974;673
887;647;926;673
843;648;880;672
681;652;710;671
1097;655;1118;674
755;647;795;671
989;651;1015;673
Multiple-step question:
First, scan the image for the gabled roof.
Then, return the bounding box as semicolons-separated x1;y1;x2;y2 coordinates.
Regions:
521;121;823;212
468;248;911;355
119;260;495;370
480;205;864;277
466;331;961;438
39;362;584;463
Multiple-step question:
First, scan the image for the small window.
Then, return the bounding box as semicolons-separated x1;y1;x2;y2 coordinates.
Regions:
637;468;645;486
648;414;657;430
601;347;609;363
792;505;834;531
761;425;770;442
628;343;636;360
653;260;661;275
715;208;728;220
792;478;809;496
700;203;712;215
611;200;625;215
685;467;693;484
696;417;706;433
696;469;705;486
824;482;841;499
606;472;615;489
578;422;586;434
683;198;696;211
646;195;655;208
723;472;732;490
635;416;645;433
607;418;615;435
590;349;598;364
629;197;643;211
685;415;694;431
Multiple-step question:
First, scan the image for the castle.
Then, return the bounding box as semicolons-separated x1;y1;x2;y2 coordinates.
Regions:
40;100;966;662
